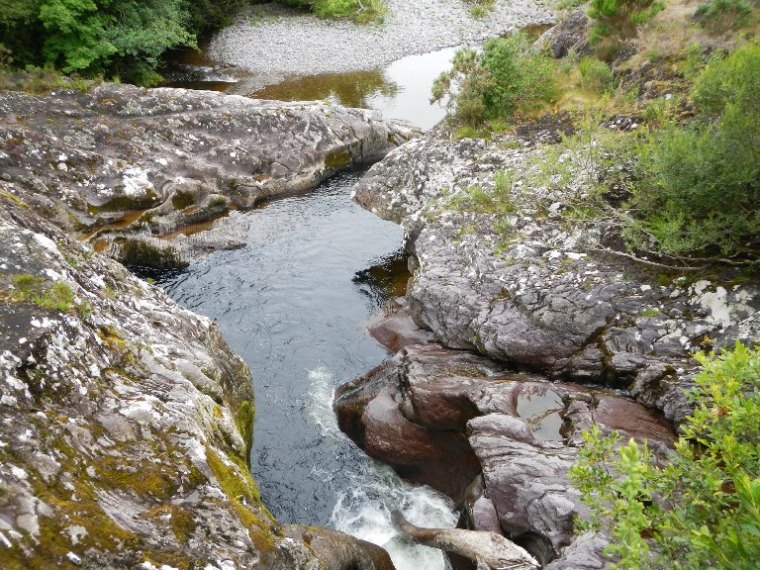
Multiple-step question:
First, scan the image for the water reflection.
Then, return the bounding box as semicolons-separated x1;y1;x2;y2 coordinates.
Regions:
353;249;410;312
254;69;399;109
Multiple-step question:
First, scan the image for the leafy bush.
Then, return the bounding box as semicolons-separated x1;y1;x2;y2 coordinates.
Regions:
432;33;558;127
0;0;255;84
570;342;760;569
588;0;665;44
578;57;614;93
627;42;760;256
695;0;754;32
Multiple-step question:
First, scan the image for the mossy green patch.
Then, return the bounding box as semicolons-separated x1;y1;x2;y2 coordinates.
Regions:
118;239;185;269
171;191;196;211
10;275;75;312
7;442;140;569
234;400;255;460
143;504;197;544
90;189;159;214
94;452;179;500
205;446;276;551
324;148;352;170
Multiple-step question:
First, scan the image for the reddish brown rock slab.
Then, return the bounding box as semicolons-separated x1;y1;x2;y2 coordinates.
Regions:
361;386;482;504
369;311;434;354
336;342;677;560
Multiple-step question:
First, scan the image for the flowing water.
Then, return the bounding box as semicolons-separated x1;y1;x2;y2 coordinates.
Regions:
154;172;458;569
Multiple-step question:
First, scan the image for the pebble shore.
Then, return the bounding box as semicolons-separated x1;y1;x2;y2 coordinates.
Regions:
210;0;555;88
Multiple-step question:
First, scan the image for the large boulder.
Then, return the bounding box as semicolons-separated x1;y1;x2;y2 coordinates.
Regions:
335;343;675;562
534;11;591;58
0;84;415;268
353;127;760;423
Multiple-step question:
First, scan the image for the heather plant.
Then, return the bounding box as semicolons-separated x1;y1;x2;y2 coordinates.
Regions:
626;42;760;256
588;0;665;42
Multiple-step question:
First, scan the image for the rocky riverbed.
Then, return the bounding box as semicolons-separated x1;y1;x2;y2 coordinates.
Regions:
211;0;555;91
337;106;760;566
0;85;410;569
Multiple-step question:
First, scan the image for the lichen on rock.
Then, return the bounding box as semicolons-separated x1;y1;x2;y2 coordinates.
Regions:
0;84;416;269
0;177;322;568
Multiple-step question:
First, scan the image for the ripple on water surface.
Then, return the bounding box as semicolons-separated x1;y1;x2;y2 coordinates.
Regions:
156;171;457;570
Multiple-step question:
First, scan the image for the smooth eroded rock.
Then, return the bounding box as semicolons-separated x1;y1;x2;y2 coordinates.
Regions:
0;84;416;268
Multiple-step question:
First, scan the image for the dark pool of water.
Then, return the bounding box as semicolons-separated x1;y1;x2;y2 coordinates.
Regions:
154;171;457;568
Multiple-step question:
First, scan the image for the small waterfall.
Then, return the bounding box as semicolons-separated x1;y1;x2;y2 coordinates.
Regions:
305;368;458;570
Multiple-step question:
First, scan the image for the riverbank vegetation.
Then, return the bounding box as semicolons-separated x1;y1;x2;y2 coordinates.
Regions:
0;0;386;88
435;0;760;262
282;0;387;23
570;342;760;569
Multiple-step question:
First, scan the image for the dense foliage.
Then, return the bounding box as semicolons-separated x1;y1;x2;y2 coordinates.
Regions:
628;42;760;256
0;0;385;85
570;342;760;569
0;0;253;84
431;33;557;128
588;0;665;43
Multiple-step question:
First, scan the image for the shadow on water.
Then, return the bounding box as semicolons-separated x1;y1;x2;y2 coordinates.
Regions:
353;249;410;311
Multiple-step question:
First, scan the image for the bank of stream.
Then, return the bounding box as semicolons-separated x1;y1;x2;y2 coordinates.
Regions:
162;44;458;129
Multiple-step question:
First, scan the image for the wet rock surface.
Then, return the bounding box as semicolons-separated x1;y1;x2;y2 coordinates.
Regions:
353;127;760;422
0;83;415;268
0;183;311;568
335;343;675;565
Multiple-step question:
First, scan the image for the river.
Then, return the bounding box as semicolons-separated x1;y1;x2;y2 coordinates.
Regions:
154;173;458;569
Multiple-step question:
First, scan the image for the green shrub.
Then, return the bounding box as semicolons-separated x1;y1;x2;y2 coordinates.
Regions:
578;57;614;93
432;33;557;127
695;0;754;32
570;342;760;569
627;42;760;256
0;0;255;84
588;0;665;44
467;0;495;18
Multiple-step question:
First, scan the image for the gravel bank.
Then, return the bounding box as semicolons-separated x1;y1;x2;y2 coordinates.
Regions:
210;0;555;89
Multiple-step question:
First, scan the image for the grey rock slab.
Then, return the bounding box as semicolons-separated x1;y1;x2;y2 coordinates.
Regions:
0;83;415;268
353;126;760;421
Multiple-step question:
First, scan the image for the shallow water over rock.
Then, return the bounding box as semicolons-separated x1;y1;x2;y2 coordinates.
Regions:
154;171;458;569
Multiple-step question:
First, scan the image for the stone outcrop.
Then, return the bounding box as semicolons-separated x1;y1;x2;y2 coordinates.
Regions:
391;510;539;570
335;341;675;565
0;87;404;569
534;10;591;58
343;106;760;565
0;84;415;269
352;127;760;423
